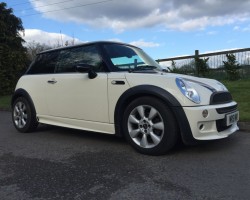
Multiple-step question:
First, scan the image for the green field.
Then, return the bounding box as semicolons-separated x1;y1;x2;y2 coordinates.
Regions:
0;79;249;121
222;79;250;122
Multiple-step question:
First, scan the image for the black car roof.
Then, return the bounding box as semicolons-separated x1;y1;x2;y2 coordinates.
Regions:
38;41;140;55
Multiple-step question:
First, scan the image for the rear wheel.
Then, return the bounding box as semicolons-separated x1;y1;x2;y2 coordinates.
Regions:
12;97;38;133
123;97;178;155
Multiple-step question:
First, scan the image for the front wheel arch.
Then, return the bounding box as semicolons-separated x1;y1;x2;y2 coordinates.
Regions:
114;85;196;145
122;96;178;155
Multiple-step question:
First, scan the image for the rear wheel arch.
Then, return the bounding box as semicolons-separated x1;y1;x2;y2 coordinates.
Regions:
12;89;38;132
12;89;35;108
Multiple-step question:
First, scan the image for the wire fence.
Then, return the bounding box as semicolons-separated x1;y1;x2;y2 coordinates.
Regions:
156;48;250;80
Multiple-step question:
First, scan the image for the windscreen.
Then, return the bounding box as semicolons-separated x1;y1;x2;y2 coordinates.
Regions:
103;44;162;71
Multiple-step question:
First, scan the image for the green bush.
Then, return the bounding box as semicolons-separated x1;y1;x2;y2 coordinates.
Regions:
223;54;240;81
195;57;210;77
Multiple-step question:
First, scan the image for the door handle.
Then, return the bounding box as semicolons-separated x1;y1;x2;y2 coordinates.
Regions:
111;80;125;85
47;79;57;84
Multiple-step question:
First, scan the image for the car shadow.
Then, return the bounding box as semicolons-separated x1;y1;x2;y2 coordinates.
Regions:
34;124;240;156
170;133;239;155
35;123;126;144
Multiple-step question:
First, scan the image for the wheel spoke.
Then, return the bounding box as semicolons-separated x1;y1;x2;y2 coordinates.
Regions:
129;115;139;124
148;107;157;120
21;118;26;125
18;118;22;127
23;114;28;119
137;106;145;119
18;102;22;110
149;131;161;144
140;134;148;148
153;122;164;130
21;104;26;112
129;129;140;138
15;106;19;113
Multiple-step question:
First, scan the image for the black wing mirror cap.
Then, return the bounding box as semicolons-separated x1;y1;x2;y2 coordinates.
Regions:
88;69;97;79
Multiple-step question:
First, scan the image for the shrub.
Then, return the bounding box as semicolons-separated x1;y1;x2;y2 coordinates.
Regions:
223;54;240;81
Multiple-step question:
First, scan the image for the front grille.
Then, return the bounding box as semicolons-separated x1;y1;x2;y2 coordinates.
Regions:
216;104;238;114
216;118;232;132
210;92;232;105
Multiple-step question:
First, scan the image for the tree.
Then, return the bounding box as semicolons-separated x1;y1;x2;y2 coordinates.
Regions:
223;54;240;81
0;2;28;95
26;41;52;62
167;60;180;73
195;57;210;77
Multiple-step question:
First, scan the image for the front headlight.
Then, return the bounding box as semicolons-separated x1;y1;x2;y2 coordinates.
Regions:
176;78;201;104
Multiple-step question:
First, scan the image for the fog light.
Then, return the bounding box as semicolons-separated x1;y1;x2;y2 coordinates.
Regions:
202;110;208;118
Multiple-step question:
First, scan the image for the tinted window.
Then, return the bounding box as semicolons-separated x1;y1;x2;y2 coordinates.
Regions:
104;44;145;71
103;44;162;72
55;45;104;73
27;51;59;74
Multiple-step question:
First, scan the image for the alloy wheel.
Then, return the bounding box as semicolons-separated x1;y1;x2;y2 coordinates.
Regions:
127;105;165;148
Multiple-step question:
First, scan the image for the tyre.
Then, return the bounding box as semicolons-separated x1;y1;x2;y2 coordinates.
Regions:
12;97;38;133
122;96;178;155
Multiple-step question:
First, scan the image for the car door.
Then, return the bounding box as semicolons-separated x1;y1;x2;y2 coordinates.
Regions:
45;45;109;123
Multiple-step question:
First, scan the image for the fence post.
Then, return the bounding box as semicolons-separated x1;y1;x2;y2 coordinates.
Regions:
195;50;199;76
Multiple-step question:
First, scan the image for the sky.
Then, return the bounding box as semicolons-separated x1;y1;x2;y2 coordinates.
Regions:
4;0;250;60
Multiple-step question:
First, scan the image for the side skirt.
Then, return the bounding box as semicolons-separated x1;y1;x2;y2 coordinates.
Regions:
37;115;115;134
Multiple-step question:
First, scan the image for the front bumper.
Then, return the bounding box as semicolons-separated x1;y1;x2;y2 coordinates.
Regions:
183;101;239;140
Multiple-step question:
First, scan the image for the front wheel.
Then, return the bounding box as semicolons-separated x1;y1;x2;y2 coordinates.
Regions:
123;97;178;155
12;97;38;133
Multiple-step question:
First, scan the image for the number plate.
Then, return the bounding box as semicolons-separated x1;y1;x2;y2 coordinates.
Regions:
226;111;239;126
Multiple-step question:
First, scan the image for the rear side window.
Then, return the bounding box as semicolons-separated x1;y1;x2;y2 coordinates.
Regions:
55;45;104;73
27;51;59;74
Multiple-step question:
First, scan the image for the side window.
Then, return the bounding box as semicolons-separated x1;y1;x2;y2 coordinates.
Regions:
55;45;104;73
27;51;59;74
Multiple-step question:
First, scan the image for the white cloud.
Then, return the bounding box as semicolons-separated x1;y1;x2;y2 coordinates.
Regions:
243;25;250;31
29;0;250;32
108;38;160;48
22;29;85;46
233;26;240;31
232;24;250;32
107;38;123;43
129;39;160;48
203;48;241;54
22;29;159;49
207;31;217;35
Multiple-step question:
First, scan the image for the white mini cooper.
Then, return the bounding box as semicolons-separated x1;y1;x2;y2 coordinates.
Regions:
12;41;239;155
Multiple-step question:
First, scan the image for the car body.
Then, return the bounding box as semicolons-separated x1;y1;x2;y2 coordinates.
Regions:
12;41;239;155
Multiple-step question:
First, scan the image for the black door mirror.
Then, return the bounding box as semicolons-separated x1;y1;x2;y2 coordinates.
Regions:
88;69;97;79
75;64;97;79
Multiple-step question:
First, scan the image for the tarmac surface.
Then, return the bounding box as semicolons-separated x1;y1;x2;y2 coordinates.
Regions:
0;111;250;200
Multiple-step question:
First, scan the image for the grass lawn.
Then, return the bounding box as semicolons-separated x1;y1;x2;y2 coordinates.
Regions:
0;79;249;121
0;95;11;111
222;79;250;122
